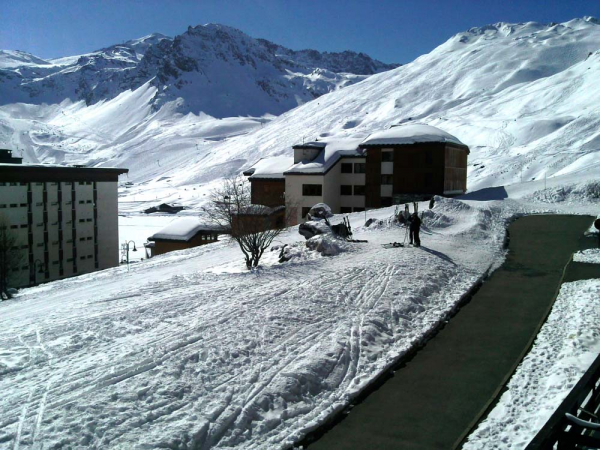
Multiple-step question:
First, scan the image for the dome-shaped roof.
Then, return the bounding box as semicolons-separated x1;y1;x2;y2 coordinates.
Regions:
361;123;466;148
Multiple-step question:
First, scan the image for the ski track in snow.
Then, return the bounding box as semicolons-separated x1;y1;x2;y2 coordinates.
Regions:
0;200;504;449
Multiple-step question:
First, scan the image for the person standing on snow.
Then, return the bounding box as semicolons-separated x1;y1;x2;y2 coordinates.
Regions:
409;212;422;247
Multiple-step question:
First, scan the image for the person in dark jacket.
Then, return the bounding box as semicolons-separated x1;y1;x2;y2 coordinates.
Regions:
409;212;422;247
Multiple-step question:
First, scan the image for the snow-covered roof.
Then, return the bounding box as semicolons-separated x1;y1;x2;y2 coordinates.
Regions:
244;155;294;180
150;217;222;242
285;138;366;175
360;124;466;148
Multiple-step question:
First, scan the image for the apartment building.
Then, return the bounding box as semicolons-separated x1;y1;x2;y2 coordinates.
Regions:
243;124;469;225
0;150;128;287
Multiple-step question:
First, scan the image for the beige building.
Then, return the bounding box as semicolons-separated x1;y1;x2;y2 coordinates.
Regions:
244;123;469;226
0;150;128;287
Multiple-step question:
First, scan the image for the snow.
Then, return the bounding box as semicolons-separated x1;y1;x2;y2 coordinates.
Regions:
463;279;600;450
573;248;600;264
285;138;365;174
150;217;220;241
1;173;599;448
0;196;505;449
360;123;465;147
1;15;600;449
2;18;600;210
245;156;293;179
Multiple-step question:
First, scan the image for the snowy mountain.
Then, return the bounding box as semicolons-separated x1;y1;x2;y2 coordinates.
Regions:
1;18;600;209
0;25;397;116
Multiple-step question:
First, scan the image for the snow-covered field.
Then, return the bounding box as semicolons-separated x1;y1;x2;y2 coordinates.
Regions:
463;279;600;450
1;171;599;448
0;197;505;449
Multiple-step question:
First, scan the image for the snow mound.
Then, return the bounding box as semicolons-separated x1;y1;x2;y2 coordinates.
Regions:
573;248;600;264
527;181;600;204
306;234;349;256
361;123;465;147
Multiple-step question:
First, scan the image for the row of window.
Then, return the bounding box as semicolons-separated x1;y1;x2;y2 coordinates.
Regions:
0;201;93;208
0;203;27;208
340;185;366;196
0;181;94;187
340;162;366;174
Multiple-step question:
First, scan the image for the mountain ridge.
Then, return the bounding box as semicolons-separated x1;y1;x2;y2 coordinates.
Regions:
0;24;397;117
1;17;599;210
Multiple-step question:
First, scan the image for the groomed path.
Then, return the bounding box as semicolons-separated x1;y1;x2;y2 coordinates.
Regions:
307;215;595;450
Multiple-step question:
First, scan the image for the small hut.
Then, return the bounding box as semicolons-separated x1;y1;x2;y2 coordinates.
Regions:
147;217;221;256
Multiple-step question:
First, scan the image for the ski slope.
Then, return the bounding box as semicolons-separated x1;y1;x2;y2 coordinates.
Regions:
2;17;600;211
0;196;504;449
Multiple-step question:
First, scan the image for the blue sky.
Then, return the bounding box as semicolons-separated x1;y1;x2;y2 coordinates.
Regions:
1;0;599;63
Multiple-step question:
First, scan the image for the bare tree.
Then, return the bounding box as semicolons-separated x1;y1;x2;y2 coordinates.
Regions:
0;218;23;300
203;175;290;269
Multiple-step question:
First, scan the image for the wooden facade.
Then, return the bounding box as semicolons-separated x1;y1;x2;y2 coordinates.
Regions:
249;179;285;207
363;142;469;209
151;231;218;256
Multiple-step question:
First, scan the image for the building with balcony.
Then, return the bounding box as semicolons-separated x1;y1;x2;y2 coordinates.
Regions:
243;124;469;225
0;150;128;287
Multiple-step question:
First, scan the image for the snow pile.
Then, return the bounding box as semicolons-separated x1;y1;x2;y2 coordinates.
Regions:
526;181;600;204
150;217;219;241
361;123;465;147
245;156;293;179
464;279;600;450
573;248;600;264
305;234;348;256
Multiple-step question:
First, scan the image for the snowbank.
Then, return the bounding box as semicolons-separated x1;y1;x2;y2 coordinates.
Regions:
463;279;600;450
526;181;600;204
573;248;600;264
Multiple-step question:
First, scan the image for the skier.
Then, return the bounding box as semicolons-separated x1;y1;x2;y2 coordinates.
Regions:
409;212;421;247
429;196;435;209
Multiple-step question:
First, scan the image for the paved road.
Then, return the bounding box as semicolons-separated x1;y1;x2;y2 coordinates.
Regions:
307;215;595;450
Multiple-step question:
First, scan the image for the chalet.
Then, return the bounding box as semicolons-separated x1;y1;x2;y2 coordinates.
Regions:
147;217;221;256
243;124;469;225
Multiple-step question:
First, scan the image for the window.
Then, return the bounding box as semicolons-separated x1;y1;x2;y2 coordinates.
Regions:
425;150;433;165
301;207;311;218
20;203;27;207
341;163;353;173
340;207;352;214
354;185;366;196
354;163;366;173
381;175;393;185
353;207;365;212
10;204;17;208
340;185;352;195
424;172;433;187
302;184;322;196
0;205;5;209
382;151;394;162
